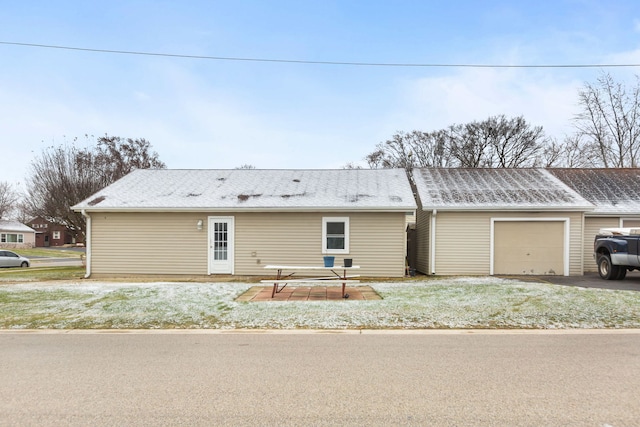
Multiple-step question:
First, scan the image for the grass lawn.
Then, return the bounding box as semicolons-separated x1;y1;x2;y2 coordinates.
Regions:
1;276;639;329
13;247;84;259
0;266;86;281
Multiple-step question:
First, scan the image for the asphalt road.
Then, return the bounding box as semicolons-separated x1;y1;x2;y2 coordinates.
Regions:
519;271;640;292
1;331;638;426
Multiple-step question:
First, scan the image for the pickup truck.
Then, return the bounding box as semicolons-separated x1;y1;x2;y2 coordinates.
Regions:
593;228;640;280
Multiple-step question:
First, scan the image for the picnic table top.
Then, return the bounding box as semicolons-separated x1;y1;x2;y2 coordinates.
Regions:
264;265;360;270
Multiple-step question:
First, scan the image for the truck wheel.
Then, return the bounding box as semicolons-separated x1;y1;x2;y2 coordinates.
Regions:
616;267;627;280
597;255;619;280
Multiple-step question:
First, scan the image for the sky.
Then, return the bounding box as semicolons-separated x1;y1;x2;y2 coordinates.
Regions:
2;0;640;189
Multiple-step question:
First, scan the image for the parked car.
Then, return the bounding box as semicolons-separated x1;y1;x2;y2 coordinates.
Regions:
0;250;30;268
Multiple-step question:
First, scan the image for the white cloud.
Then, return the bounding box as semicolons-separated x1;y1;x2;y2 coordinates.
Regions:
390;68;585;139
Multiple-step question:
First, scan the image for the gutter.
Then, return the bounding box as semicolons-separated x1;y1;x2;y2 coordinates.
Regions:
81;209;91;278
74;206;418;214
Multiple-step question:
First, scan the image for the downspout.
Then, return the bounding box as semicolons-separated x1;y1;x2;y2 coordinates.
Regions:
430;209;437;274
81;210;91;278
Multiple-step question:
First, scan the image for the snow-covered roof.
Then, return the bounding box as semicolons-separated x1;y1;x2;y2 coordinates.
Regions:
412;168;593;211
547;168;640;215
72;169;417;212
0;220;35;233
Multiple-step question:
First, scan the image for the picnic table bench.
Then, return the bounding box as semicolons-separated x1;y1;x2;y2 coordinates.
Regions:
262;265;360;298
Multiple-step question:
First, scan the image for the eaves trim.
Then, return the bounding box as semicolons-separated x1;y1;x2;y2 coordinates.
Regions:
73;206;417;213
417;205;594;212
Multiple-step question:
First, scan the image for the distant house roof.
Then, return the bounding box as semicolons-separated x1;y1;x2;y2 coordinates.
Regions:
412;168;593;211
547;168;640;215
72;169;417;212
0;220;35;233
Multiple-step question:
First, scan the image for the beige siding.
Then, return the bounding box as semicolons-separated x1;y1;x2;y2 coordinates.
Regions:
433;211;584;276
234;211;406;277
583;217;619;272
415;209;431;274
89;211;407;278
434;212;492;275
90;212;209;275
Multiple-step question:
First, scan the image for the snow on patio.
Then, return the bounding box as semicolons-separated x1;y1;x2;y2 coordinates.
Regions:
1;277;639;329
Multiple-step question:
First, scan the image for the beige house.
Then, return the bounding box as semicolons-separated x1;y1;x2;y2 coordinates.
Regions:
72;169;416;278
0;220;36;249
411;168;593;276
548;168;640;273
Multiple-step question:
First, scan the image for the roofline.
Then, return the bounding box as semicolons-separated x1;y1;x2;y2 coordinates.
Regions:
586;212;640;217
417;205;594;212
72;206;417;213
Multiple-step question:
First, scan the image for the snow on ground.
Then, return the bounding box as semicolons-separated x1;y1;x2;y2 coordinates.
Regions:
1;277;639;329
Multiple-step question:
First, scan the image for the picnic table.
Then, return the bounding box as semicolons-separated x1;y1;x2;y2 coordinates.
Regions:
262;265;360;298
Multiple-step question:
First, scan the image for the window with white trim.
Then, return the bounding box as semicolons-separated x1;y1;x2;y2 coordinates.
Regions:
1;233;24;243
53;231;61;240
322;217;349;254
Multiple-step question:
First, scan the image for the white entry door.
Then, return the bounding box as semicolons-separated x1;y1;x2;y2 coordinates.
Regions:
209;216;234;274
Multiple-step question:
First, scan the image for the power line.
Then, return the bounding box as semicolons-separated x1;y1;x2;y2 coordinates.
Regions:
1;40;639;68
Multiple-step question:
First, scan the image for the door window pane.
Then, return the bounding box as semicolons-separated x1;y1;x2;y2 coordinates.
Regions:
214;222;228;260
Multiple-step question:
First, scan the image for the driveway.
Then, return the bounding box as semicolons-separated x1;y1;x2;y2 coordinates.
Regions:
512;271;640;291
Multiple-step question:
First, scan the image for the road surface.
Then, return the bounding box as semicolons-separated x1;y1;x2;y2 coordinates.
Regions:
0;330;638;426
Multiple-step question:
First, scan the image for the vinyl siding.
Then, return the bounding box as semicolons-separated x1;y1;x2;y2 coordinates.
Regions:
433;211;584;276
234;211;406;277
583;217;619;272
89;211;407;277
434;212;491;275
415;209;431;274
90;212;209;275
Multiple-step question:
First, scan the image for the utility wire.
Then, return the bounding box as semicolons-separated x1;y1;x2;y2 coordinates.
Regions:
1;40;639;68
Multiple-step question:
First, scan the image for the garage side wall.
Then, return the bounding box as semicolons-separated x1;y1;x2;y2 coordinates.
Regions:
89;211;407;277
433;211;584;276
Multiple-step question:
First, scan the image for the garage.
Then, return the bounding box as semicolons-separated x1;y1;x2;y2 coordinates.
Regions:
412;168;591;277
493;220;565;275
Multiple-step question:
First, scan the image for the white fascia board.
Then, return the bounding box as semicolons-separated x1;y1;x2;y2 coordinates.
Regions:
73;206;415;213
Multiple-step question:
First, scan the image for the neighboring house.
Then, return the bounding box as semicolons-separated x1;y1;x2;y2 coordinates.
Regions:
547;168;640;273
411;168;594;276
0;220;36;249
28;216;75;247
72;169;416;278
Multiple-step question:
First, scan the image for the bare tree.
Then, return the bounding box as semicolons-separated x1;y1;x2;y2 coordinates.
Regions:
366;116;547;169
450;115;545;168
341;162;363;169
0;182;19;219
541;135;601;168
25;136;166;240
448;122;493;167
365;130;453;170
95;136;166;182
574;72;640;167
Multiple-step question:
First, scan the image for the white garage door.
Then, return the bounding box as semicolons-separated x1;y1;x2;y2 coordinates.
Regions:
494;221;564;275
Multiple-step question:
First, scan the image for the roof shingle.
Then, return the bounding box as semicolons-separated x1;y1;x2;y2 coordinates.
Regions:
72;169;417;211
548;168;640;214
412;168;592;210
